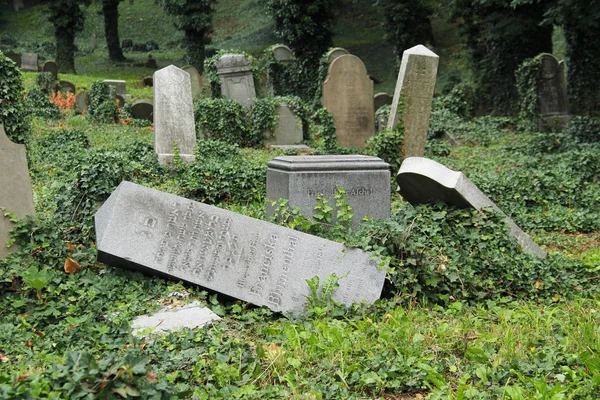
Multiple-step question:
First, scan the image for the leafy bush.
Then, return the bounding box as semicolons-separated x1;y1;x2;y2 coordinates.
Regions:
566;116;600;143
24;87;62;120
34;72;59;95
366;128;404;174
0;51;29;143
87;81;119;123
194;98;250;145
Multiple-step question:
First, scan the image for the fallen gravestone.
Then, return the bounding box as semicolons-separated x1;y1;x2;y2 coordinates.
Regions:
181;65;203;100
74;91;89;115
374;92;393;111
95;181;386;314
42;60;58;80
537;54;569;131
0;125;35;258
267;155;390;229
153;65;196;165
387;45;439;157
397;157;546;258
322;55;374;148
21;52;38;72
59;80;76;94
132;301;220;337
266;104;303;146
216;54;256;108
326;47;349;64
131;99;153;122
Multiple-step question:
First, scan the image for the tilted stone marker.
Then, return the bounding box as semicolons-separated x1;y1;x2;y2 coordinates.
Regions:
326;47;349;64
132;301;220;337
182;65;203;101
374;92;393;111
74;91;89;115
0;125;35;258
267;155;390;229
153;65;196;165
266;104;303;146
216;54;256;109
322;55;374;148
131;99;153;122
537;53;569;131
397;157;546;258
387;45;439;157
42;60;58;80
21;52;38;72
95;181;386;313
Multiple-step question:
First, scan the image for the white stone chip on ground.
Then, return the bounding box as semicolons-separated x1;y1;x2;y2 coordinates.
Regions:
132;301;220;337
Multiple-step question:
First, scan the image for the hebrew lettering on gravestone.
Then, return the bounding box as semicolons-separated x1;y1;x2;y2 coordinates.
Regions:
0;125;35;258
95;181;386;314
396;157;546;258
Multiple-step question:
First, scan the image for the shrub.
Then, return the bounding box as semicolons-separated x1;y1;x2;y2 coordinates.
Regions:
87;81;119;123
566;116;600;143
25;87;62;120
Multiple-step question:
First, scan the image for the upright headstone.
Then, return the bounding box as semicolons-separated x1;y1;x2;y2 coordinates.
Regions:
272;45;294;63
145;55;158;70
387;45;439;157
131;99;153;122
95;181;386;314
322;55;374;148
59;80;76;94
326;47;349;64
182;65;203;100
216;54;256;109
42;60;58;80
266;105;303;146
267;155;391;229
374;92;393;111
74;91;89;115
397;157;546;258
4;51;21;67
0;125;35;258
153;65;196;165
103;80;129;99
21;52;38;72
537;54;569;131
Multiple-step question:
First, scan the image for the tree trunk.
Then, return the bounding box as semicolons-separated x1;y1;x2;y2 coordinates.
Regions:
55;29;77;73
184;29;206;73
103;0;125;62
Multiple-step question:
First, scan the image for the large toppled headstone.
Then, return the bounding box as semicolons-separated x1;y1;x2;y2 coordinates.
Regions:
153;65;196;165
216;54;256;108
265;104;303;146
387;45;439;157
267;155;390;229
95;181;386;314
21;52;38;72
397;157;546;258
537;54;569;131
0;125;35;258
322;55;374;148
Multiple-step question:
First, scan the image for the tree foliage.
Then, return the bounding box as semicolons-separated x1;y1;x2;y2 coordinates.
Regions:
47;0;89;73
160;0;216;73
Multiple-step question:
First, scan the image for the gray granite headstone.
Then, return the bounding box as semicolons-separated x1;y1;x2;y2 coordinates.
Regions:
21;52;38;72
132;301;220;337
182;65;203;100
388;45;439;157
95;181;386;314
0;125;35;258
397;157;546;258
74;91;89;115
272;45;294;63
266;104;303;146
216;54;256;109
374;92;393;111
326;47;349;64
537;54;569;131
42;60;58;80
267;155;391;229
59;80;76;94
153;65;196;165
131;99;153;122
103;79;130;99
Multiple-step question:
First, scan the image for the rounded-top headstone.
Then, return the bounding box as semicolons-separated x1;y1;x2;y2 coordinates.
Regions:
74;91;89;115
42;60;58;80
216;54;251;74
131;99;153;122
59;80;76;94
326;47;349;64
272;45;294;62
374;92;393;111
182;65;203;100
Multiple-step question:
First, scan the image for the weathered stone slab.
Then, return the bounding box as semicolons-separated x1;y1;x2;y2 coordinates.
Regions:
267;155;390;229
387;45;439;157
131;99;153;122
216;54;256;108
326;47;349;64
182;65;203;100
322;55;375;148
272;45;294;62
0;125;35;258
103;79;127;96
132;301;220;337
397;157;546;258
74;91;88;115
153;65;196;165
374;92;392;111
21;52;38;72
42;60;58;80
59;80;76;94
537;54;569;131
266;104;303;146
95;181;386;314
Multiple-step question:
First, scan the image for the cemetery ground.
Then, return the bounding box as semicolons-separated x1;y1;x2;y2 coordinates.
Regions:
1;67;600;399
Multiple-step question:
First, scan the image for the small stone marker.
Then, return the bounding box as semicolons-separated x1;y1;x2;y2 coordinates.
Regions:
322;55;375;148
537;53;569;131
0;125;35;258
90;33;97;51
397;157;546;258
387;45;439;157
21;52;38;72
216;54;256;108
145;55;158;70
374;92;393;111
131;99;153;122
132;301;220;337
74;91;89;115
42;60;58;80
182;65;203;100
95;181;386;313
272;45;294;62
59;80;76;94
266;104;303;146
267;155;390;229
4;51;21;67
103;79;129;99
153;65;196;165
326;47;349;63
